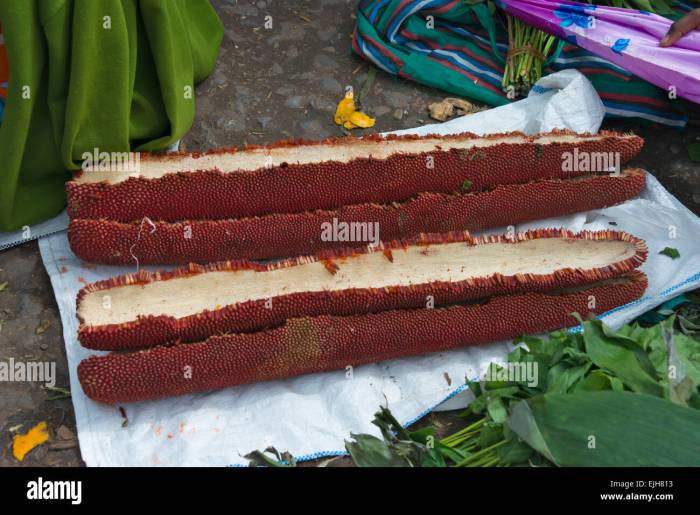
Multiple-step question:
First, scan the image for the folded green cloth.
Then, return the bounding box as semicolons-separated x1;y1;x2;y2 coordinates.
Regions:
0;0;223;231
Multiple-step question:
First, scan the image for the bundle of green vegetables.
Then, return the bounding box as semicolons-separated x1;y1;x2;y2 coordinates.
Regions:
343;312;700;467
502;15;558;97
246;298;700;467
499;0;683;96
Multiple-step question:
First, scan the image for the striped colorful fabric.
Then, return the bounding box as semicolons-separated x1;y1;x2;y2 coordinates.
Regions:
353;0;688;127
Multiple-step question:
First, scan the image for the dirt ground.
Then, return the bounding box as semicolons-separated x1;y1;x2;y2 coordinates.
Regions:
1;0;699;467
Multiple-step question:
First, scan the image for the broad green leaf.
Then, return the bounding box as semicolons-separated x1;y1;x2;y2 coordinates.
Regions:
508;391;700;466
578;370;613;391
497;438;533;465
420;447;447;468
600;321;659;379
688;392;700;410
345;434;409;467
668;332;700;405
610;376;625;392
487;397;508;424
547;362;592;393
582;320;663;397
673;332;700;385
478;422;504;448
408;426;435;443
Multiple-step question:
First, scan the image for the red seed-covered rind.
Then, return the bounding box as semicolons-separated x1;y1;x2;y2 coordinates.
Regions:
77;271;648;404
68;168;646;266
76;228;648;351
66;130;643;222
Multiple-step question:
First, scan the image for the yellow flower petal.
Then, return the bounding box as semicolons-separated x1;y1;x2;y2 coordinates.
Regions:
334;88;375;130
348;111;375;128
334;95;356;125
12;421;49;462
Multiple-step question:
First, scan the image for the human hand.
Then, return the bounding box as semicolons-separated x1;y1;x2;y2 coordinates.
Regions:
660;8;700;47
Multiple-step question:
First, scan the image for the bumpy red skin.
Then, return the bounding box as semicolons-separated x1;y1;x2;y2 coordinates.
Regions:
66;131;643;222
77;272;647;403
68;169;646;266
76;229;648;351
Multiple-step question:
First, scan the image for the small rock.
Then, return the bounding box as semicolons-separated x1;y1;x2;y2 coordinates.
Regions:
57;425;75;441
383;91;412;109
211;69;228;88
299;120;331;139
228;4;258;16
392;108;404;120
285;95;308;109
309;95;336;112
269;63;283;77
372;105;391;117
313;53;339;70
224;29;245;44
235;84;251;97
49;441;77;451
319;77;342;94
257;117;272;129
275;85;294;97
39;343;48;351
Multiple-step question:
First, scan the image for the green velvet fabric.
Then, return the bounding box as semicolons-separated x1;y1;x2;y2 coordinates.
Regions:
0;0;223;230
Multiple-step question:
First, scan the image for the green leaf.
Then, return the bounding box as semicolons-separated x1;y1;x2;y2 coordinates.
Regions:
578;370;614;391
688;142;700;163
487;397;508;424
508;391;700;466
244;447;297;467
546;362;592;394
497;438;534;465
345;433;410;467
435;442;471;464
668;332;700;402
478;422;505;448
600;322;660;379
461;179;473;192
659;247;680;259
581;320;663;397
372;405;410;441
422;448;447;468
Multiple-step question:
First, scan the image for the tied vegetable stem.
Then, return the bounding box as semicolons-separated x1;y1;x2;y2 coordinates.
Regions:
440;417;508;467
502;14;558;97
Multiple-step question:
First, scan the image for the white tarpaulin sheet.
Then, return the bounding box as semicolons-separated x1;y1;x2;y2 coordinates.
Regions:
37;71;700;465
